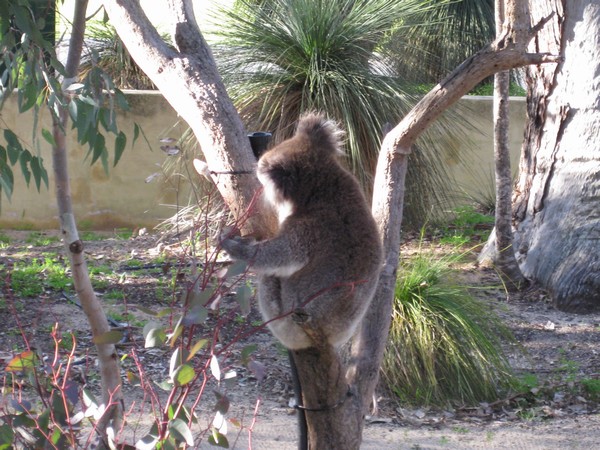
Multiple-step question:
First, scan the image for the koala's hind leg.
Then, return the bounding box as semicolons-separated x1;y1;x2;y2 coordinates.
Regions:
258;276;313;350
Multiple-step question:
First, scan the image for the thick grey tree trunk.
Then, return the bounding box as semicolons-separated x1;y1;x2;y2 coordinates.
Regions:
512;1;600;311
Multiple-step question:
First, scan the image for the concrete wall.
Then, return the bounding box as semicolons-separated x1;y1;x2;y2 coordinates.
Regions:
0;93;526;230
446;96;526;203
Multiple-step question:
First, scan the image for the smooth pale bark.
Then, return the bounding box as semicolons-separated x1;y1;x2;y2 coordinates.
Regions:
104;1;561;448
479;0;526;289
512;1;600;311
52;0;123;442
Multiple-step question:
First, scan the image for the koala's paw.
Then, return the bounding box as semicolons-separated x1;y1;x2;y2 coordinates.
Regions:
219;227;256;261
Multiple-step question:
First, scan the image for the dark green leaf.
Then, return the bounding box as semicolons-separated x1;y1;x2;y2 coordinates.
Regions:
187;287;216;308
3;129;22;165
41;128;56;147
236;284;253;316
169;347;189;378
101;107;118;134
224;260;248;279
30;155;48;191
100;144;109;175
17;150;31;184
0;159;14;200
133;123;140;147
208;431;229;448
18;80;38;113
182;304;208;326
240;344;257;364
68;98;78;122
114;131;126;166
91;132;106;165
0;423;15;448
214;391;230;414
114;88;130;111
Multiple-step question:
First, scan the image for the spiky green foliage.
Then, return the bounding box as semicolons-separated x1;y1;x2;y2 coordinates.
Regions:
387;0;495;82
382;245;515;405
212;0;466;226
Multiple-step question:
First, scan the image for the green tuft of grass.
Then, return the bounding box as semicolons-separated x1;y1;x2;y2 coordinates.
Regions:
581;378;600;401
80;231;106;241
382;244;515;406
468;82;526;97
437;205;495;245
25;232;60;247
114;228;133;240
0;233;11;247
11;257;71;297
104;290;126;302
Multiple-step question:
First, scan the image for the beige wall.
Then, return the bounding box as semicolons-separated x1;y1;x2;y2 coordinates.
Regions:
0;94;526;230
447;96;526;202
0;92;187;230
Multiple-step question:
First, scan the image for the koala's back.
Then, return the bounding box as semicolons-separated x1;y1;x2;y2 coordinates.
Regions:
256;112;382;349
268;153;381;347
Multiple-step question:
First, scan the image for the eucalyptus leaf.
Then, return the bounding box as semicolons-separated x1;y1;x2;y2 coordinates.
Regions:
168;418;194;446
113;131;126;167
173;364;195;386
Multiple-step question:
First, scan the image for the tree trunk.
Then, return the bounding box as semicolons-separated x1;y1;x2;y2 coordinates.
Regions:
512;0;600;311
291;347;363;449
52;0;123;441
102;0;276;239
479;0;526;289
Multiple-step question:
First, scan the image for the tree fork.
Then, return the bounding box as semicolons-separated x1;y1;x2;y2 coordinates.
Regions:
360;7;561;428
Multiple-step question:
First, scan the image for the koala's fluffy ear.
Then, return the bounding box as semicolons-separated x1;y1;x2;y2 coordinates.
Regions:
296;112;345;157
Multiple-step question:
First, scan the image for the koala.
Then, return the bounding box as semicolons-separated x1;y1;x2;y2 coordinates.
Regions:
221;112;382;350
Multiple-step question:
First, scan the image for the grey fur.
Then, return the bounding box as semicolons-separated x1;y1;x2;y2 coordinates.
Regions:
221;112;382;350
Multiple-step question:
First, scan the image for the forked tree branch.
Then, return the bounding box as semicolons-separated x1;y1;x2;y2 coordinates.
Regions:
354;12;563;427
382;14;561;153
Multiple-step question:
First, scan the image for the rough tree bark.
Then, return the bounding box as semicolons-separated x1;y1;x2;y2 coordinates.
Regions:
479;0;526;289
104;1;560;448
511;0;600;311
51;0;123;442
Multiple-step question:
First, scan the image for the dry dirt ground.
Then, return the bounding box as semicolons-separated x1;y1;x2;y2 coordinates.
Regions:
1;229;600;449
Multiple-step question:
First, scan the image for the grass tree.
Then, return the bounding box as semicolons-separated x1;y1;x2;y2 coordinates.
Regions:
382;245;515;405
388;0;495;83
